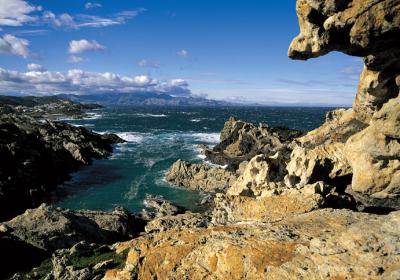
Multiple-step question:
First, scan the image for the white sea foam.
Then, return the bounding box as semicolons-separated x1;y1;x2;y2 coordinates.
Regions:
189;132;220;144
197;154;206;160
84;112;103;120
116;132;145;143
135;113;168;118
190;118;202;122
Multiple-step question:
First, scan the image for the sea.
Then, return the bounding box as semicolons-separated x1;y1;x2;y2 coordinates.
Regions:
53;106;334;214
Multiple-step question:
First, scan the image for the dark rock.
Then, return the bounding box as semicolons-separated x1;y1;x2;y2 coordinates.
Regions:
0;113;123;221
203;117;302;170
2;204;144;252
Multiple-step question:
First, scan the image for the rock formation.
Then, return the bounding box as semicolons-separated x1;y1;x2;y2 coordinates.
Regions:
165;160;237;193
0;204;144;279
287;0;400;210
202;117;302;170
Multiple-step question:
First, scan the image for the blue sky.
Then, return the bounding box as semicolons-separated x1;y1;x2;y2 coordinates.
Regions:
0;0;363;105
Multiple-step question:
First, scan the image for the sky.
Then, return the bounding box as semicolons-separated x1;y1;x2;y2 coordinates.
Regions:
0;0;364;106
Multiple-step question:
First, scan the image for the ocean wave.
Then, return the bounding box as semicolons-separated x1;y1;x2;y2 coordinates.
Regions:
189;132;220;144
84;112;103;120
116;132;146;143
135;113;168;118
190;118;202;122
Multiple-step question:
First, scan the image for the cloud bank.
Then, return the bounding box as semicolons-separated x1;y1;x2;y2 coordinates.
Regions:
0;66;192;96
0;0;41;26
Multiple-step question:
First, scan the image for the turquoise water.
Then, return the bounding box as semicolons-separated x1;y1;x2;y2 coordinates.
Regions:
54;106;334;213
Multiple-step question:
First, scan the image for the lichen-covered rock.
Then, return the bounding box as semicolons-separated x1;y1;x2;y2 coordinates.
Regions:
144;212;208;233
104;209;400;280
165;160;237;193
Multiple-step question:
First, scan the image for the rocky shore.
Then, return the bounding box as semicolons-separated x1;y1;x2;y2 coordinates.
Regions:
0;97;123;221
1;0;399;279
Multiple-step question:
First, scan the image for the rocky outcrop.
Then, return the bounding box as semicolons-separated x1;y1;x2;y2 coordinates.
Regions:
0;204;144;279
1;204;142;252
0;113;123;221
165;160;237;193
203;117;302;170
145;212;208;233
227;153;287;197
104;209;400;280
142;195;187;219
212;181;341;224
287;0;400;209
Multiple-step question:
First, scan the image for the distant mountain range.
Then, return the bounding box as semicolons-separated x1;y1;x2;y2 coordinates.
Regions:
58;92;232;107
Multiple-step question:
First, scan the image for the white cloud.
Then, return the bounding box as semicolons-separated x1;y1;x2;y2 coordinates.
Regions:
68;39;105;54
27;63;45;71
0;34;30;58
42;11;76;29
75;14;120;28
85;2;102;9
0;67;192;96
177;49;189;58
40;9;145;29
138;59;160;68
0;0;41;26
68;55;85;64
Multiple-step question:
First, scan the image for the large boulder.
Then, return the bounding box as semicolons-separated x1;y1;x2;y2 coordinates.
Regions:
1;204;142;252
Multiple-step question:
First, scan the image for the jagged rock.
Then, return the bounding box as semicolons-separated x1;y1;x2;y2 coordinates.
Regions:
288;0;399;121
165;160;237;193
142;195;186;218
285;109;366;188
345;96;400;206
144;212;208;233
0;113;123;221
2;204;142;252
212;182;330;224
227;153;288;197
203;117;302;170
104;209;400;280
